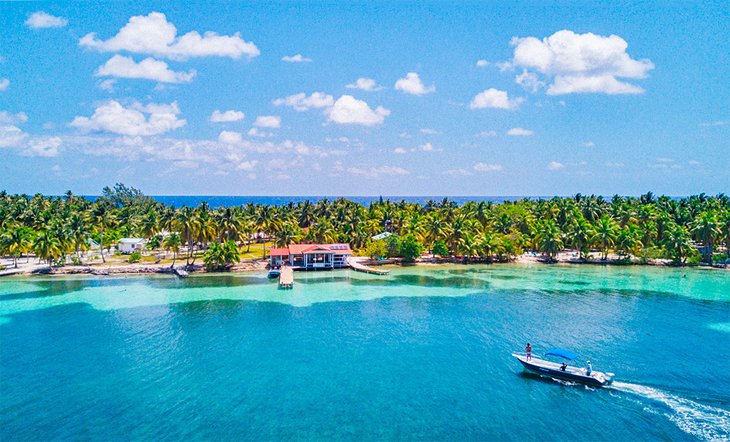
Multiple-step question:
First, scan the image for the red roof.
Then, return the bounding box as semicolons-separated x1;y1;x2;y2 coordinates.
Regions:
269;248;290;257
286;243;353;255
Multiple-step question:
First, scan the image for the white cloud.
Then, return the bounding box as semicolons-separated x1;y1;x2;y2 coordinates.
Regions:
98;79;116;92
473;162;503;172
582;141;595;147
247;127;272;138
548;75;644;95
476;59;489;67
469;88;523;110
25;137;62;157
71;100;186;136
511;30;654;95
0;78;9;91
649;160;681;170
327;95;390;126
79;12;259;60
282;54;312;63
420;128;440;135
254;116;281;128
218;130;243;144
95;55;196;83
507;127;533;136
0;126;27;147
515;69;544;93
25;11;67;29
273;92;334;111
605;161;625;168
0;111;29;125
701;120;729;127
210;109;244;123
348;165;409;178
393;147;407;154
547;161;564;170
688;160;701;166
444;168;473;176
415;142;440;152
476;130;497;137
346;77;383;91
237;160;258;171
394;72;435;95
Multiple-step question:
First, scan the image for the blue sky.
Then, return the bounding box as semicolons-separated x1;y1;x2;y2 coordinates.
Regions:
1;1;728;196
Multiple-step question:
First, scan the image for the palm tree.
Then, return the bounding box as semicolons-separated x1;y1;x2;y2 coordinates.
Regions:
535;219;563;260
566;216;594;259
423;213;447;253
164;233;182;268
593;215;619;260
615;226;643;259
140;209;159;239
32;229;62;265
203;240;240;271
87;204;115;263
274;222;302;247
663;224;693;264
690;211;721;263
66;212;89;259
174;206;200;266
0;225;33;268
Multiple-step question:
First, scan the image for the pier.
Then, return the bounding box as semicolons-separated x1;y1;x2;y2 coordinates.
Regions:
279;266;294;289
346;257;390;275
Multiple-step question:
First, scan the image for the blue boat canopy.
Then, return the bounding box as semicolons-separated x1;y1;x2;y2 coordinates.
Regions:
545;348;577;360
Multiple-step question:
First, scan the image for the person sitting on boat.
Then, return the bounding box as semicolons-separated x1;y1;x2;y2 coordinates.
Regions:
585;360;592;376
560;362;567;371
525;343;532;361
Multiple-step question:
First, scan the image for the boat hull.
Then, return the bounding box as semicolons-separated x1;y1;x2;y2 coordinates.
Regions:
513;354;612;387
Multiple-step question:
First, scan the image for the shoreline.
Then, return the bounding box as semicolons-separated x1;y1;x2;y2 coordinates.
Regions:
1;253;726;278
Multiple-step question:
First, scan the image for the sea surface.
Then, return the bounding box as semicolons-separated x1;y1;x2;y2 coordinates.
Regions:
1;264;728;441
77;195;687;208
98;195;541;208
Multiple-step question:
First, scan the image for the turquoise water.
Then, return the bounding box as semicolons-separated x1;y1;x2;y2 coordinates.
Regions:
1;265;728;440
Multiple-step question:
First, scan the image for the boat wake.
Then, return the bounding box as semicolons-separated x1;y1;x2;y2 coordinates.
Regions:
611;381;730;441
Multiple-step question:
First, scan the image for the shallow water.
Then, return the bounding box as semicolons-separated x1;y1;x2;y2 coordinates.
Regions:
1;264;728;440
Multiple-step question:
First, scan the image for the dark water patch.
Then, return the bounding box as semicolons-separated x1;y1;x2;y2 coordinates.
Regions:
0;279;91;301
350;274;490;290
486;274;522;280
446;268;494;275
557;279;591;286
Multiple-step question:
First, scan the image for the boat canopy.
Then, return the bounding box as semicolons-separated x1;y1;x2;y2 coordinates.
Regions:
545;348;577;360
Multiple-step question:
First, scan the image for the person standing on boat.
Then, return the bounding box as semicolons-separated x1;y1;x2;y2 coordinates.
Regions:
586;360;592;376
525;343;532;361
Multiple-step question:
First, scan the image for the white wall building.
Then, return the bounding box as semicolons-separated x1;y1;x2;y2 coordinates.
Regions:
117;238;145;254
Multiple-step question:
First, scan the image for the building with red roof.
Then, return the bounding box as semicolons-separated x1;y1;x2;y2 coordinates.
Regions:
269;243;353;270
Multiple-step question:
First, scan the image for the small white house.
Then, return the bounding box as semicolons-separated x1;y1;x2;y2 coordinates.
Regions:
118;238;145;254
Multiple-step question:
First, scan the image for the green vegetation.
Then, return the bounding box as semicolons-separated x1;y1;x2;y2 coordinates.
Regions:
203;240;239;271
0;185;728;270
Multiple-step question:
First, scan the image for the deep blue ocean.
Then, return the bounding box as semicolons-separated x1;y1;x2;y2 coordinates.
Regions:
1;265;728;440
90;195;542;208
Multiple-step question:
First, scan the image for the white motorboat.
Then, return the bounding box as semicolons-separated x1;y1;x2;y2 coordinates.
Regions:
513;348;614;387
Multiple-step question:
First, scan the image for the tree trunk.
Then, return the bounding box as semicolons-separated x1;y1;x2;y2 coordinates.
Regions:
100;226;106;263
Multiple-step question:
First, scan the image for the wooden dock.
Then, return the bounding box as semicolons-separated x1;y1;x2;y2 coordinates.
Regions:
279;266;294;289
346;258;389;275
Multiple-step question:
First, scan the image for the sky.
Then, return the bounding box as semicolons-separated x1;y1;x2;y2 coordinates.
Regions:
0;1;728;196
